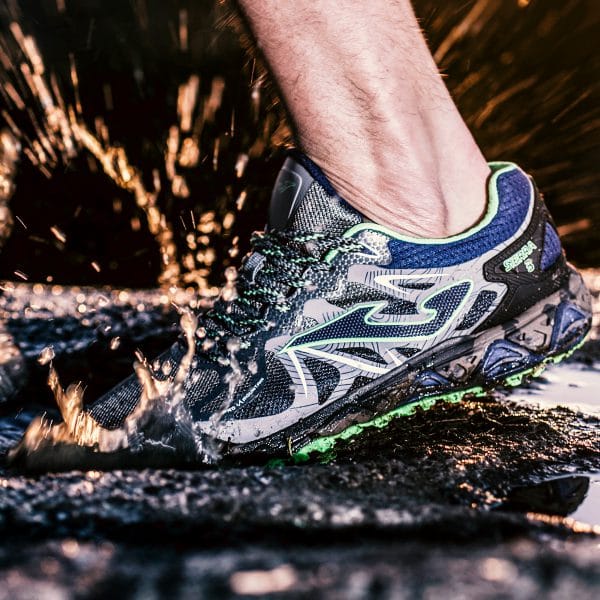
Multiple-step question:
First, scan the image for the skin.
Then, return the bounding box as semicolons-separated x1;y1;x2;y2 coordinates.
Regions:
235;0;490;238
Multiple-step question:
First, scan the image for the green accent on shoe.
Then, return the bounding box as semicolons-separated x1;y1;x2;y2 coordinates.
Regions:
292;336;586;464
265;457;288;468
291;385;485;464
324;162;524;264
503;240;538;272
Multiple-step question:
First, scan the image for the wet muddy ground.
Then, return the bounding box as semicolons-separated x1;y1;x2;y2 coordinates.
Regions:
0;274;599;598
0;1;598;596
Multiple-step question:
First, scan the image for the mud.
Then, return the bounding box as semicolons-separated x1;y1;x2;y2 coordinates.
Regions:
0;279;599;597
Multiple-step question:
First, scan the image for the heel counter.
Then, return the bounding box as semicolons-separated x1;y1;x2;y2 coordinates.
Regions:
535;182;566;273
476;178;569;330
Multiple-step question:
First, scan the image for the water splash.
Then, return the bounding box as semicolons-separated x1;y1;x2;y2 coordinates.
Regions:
0;10;258;293
201;334;244;460
8;309;204;465
72;120;182;288
0;129;18;245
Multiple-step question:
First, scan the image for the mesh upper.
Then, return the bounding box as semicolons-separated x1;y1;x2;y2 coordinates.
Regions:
88;341;185;429
228;353;294;420
347;375;374;396
88;372;143;429
456;290;498;330
289;181;361;235
327;282;416;312
541;224;562;271
338;346;387;365
304;356;340;405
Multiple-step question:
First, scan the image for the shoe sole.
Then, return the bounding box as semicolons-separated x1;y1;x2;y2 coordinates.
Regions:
254;267;593;464
291;336;587;463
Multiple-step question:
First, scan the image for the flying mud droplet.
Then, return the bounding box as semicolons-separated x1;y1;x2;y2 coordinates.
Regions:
235;153;248;178
221;266;238;302
0;129;18;245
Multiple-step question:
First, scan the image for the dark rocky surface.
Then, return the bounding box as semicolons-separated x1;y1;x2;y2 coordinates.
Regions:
0;282;599;598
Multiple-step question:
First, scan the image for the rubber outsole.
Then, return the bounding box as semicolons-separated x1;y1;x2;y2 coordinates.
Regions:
289;331;589;464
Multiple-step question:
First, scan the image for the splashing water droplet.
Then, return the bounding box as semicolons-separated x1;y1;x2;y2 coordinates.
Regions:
8;309;214;467
38;345;55;365
221;266;238;302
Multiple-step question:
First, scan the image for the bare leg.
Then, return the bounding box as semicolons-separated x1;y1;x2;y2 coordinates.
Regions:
236;0;490;238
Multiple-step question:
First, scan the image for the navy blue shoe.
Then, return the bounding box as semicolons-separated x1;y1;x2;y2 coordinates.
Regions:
82;154;592;460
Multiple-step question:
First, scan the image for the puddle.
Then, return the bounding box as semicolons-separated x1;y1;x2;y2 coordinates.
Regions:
503;473;600;526
508;361;600;416
571;476;600;525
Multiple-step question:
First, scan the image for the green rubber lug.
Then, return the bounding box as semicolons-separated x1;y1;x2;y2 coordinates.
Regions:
266;457;288;468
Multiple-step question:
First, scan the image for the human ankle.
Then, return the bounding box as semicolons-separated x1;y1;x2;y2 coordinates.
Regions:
301;113;490;239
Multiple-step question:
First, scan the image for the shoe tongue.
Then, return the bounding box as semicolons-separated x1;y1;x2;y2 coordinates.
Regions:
268;153;363;234
268;155;315;231
223;153;363;332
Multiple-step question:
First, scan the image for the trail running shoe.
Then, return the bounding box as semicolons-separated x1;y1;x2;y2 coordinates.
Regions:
89;152;592;461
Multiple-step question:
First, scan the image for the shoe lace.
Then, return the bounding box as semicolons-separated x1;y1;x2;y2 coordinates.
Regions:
201;229;364;357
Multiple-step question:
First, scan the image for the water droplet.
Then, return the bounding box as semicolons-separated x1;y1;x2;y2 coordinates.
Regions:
38;345;55;365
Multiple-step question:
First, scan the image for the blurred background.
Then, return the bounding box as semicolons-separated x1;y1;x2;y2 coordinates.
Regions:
0;0;598;292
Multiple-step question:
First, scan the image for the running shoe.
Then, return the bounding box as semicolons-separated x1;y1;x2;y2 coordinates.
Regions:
88;152;592;461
